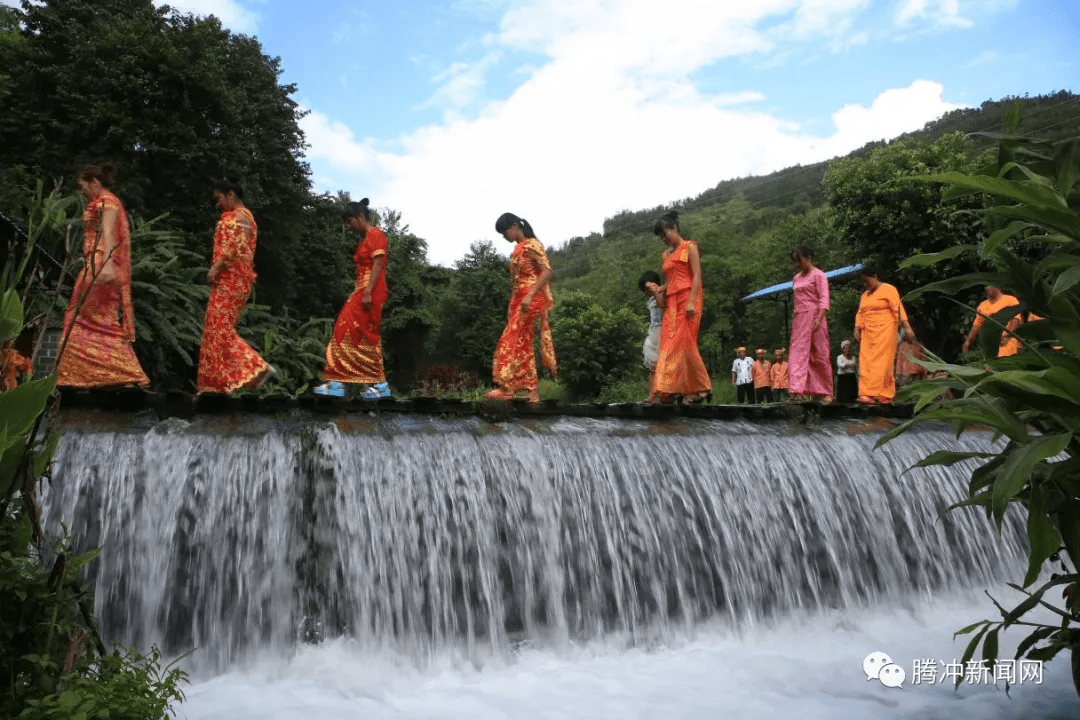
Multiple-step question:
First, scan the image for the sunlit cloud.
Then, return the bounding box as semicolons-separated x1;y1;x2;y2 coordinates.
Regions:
303;0;970;266
896;0;973;29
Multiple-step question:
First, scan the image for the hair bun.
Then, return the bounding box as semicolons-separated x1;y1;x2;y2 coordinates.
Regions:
359;198;370;207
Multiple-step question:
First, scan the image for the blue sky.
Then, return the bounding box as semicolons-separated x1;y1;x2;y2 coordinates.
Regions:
103;1;1080;263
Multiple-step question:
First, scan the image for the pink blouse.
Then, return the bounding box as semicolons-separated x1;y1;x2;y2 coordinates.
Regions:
793;267;829;314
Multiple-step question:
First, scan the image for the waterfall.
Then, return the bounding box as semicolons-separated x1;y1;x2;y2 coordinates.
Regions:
41;414;1026;676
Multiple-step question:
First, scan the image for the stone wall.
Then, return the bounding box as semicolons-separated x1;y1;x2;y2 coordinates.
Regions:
32;325;62;378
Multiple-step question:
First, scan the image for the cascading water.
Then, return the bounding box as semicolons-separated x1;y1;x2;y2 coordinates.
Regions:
41;413;1028;682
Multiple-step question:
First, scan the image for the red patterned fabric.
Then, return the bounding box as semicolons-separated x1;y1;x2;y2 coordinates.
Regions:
196;207;269;393
323;227;388;383
57;191;149;388
491;238;556;392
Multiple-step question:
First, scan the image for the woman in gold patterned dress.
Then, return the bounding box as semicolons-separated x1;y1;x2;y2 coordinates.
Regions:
485;212;556;403
56;162;150;388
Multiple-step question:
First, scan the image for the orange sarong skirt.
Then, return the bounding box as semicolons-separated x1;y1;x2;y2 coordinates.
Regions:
654;288;711;396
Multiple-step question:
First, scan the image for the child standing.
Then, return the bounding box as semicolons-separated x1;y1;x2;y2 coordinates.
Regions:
770;347;789;402
639;270;666;402
752;348;774;403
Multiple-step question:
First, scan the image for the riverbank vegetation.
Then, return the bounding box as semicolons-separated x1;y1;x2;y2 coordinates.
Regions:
2;2;1078;402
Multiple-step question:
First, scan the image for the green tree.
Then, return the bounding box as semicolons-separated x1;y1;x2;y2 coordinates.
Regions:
550;290;644;400
379;210;442;390
823;132;986;358
427;240;510;379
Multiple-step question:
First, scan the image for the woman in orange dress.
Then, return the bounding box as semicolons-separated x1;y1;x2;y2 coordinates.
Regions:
485;212;556;403
196;181;274;394
57;162;150;388
315;199;391;399
854;267;916;404
652;211;711;404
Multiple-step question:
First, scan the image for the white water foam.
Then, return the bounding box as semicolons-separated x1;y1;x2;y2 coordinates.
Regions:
179;585;1080;720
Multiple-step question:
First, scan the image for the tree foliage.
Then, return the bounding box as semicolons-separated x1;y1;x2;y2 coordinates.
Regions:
0;0;312;311
880;122;1080;693
550;291;644;400
427;240;510;381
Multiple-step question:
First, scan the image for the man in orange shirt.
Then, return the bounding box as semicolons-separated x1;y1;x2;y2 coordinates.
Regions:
752;348;773;403
770;347;788;402
962;285;1022;357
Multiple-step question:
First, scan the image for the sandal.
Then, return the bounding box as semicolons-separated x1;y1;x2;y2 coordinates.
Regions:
484;388;515;401
314;381;346;397
856;395;877;404
359;381;391;400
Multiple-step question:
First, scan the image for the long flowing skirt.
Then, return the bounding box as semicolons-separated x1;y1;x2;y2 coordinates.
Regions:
789;309;833;396
323;288;386;384
57;275;149;388
492;294;555;393
858;321;899;400
196;276;268;393
654;289;711;396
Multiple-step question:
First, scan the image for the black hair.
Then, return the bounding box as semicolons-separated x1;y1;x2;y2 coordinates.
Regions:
791;245;814;262
212;178;245;200
859;264;880;279
343;197;373;222
653;210;680;237
638;270;662;292
495;212;536;238
77;162;117;190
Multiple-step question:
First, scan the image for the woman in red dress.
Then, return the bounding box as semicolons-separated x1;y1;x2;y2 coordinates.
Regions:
196;180;274;394
57;162;150;388
485;212;556;403
652;211;711;404
315;199;391;399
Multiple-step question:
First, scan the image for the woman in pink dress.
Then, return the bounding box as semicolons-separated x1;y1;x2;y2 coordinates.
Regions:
788;246;833;403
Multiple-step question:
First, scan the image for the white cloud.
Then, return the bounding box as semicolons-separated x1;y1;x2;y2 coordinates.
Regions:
896;0;973;29
302;1;968;267
965;49;998;67
826;80;964;150
155;0;259;34
421;52;503;114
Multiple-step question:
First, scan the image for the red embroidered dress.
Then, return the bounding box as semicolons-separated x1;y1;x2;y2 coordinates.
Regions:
196;207;269;393
491;238;557;392
323;227;389;383
57;191;149;388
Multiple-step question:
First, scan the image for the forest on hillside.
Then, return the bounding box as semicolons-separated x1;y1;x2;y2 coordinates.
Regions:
2;0;1078;400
